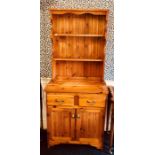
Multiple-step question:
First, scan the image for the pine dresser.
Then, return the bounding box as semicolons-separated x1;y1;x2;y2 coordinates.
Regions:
45;9;109;149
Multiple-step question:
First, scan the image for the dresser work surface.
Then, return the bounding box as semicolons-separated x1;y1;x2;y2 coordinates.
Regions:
45;80;108;94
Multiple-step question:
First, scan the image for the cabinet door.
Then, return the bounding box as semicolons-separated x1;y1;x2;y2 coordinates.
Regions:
76;108;105;146
47;107;75;142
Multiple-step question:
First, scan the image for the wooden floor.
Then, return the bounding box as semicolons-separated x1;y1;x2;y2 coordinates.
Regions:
40;129;114;155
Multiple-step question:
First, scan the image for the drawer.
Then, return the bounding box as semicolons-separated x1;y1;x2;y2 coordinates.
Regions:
79;94;106;107
47;94;74;106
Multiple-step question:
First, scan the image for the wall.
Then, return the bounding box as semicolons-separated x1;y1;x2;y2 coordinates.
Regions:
40;0;114;81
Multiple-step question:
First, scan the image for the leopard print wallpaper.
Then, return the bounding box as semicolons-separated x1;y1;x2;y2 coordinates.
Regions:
40;0;114;81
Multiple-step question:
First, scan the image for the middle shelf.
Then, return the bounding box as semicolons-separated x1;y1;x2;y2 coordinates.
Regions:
54;58;103;62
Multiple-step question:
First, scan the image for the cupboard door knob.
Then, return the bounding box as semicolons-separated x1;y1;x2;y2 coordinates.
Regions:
71;114;75;118
87;100;96;104
55;99;64;103
76;114;80;118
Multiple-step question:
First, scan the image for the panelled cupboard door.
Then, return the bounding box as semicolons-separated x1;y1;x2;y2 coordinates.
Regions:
76;108;104;147
47;107;75;142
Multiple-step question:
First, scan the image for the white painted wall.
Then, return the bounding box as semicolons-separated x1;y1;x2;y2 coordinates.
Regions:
40;78;51;129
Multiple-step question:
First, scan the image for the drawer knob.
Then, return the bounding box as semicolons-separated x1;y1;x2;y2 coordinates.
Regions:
55;99;64;103
87;100;96;104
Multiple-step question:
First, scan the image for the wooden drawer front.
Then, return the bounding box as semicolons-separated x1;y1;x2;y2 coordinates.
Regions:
79;94;106;107
47;94;74;106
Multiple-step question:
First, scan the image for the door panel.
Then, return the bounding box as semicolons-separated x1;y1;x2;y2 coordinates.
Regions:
76;108;104;142
47;107;75;141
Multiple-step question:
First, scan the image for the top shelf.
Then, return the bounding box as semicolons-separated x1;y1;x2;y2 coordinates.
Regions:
50;9;109;15
54;34;104;37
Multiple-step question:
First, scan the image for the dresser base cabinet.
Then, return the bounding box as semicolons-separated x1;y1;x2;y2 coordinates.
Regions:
47;104;106;149
45;87;108;149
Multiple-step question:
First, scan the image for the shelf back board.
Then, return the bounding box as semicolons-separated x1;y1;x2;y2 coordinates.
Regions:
54;37;105;59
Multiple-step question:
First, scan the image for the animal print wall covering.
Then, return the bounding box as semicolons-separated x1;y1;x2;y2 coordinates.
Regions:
40;0;114;81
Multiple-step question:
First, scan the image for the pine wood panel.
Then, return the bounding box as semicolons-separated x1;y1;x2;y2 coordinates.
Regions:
53;14;106;35
54;34;104;37
47;94;74;106
50;9;109;16
47;107;75;141
56;61;103;79
76;108;105;148
54;58;103;62
79;94;106;107
51;14;56;80
45;80;108;94
54;37;105;59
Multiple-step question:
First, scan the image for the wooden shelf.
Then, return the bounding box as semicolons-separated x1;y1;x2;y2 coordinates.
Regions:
54;58;103;62
50;9;108;81
54;34;104;37
50;9;109;15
